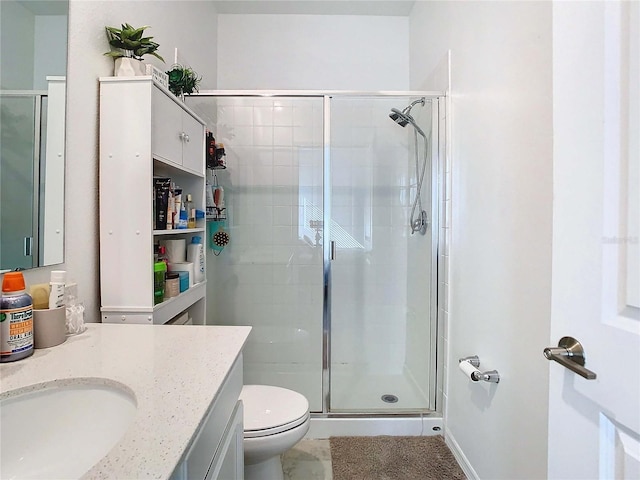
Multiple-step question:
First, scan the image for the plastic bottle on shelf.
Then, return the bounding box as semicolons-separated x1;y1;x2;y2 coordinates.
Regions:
177;201;188;229
157;246;169;268
185;194;196;229
166;183;175;230
187;236;205;283
154;262;167;304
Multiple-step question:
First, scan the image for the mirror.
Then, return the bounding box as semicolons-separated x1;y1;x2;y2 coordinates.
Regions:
0;0;68;271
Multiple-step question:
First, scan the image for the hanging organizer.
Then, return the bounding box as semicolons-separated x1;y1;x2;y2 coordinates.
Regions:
207;173;230;256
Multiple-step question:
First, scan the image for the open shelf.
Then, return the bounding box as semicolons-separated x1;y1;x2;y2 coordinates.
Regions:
153;281;206;325
153;227;205;236
101;281;206;325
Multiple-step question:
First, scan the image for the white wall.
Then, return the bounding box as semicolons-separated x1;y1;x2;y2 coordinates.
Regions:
217;14;409;90
33;15;68;90
22;0;219;318
0;0;35;89
410;2;553;479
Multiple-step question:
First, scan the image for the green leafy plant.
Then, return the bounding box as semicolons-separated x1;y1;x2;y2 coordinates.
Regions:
166;64;201;97
104;23;164;62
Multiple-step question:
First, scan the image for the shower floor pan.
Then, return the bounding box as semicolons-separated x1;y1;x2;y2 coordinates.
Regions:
330;368;431;413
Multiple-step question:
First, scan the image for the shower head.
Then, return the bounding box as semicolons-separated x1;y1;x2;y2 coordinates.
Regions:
389;98;427;138
389;107;411;127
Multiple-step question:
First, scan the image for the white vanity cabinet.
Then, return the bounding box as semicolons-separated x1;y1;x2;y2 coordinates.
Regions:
172;355;245;480
99;77;206;325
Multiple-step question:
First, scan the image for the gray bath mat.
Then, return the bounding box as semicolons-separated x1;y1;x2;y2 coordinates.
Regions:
330;435;466;480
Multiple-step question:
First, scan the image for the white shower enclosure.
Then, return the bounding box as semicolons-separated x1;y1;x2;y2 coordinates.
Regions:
188;91;443;415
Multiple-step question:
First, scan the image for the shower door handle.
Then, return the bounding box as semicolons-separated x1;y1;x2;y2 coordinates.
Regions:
24;236;33;256
330;241;336;260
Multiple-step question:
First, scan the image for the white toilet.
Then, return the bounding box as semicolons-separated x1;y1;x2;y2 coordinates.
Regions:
240;385;310;480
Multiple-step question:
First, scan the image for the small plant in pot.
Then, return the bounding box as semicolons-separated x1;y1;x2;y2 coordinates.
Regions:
104;23;164;76
166;64;201;99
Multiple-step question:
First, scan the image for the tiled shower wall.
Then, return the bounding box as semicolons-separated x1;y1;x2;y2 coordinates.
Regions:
198;96;325;411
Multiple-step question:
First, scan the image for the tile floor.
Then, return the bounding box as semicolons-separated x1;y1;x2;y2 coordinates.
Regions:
282;439;333;480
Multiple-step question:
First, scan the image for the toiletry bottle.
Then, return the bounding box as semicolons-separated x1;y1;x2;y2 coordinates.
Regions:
206;132;217;169
185;194;196;228
187;236;205;283
165;273;180;298
157;246;169;269
166;183;175;230
154;178;171;229
174;186;183;218
214;186;226;220
153;262;167;304
49;270;66;309
178;205;188;229
206;180;215;217
1;272;34;362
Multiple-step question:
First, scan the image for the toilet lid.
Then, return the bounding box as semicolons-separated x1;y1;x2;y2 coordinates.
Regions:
240;385;310;438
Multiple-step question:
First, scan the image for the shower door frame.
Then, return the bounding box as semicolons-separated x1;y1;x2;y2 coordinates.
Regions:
192;90;446;417
0;90;47;270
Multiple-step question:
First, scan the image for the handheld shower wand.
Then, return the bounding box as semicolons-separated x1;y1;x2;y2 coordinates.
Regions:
389;98;429;235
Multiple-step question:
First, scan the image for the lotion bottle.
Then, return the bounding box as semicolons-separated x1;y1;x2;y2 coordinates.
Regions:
187;236;205;283
49;270;66;309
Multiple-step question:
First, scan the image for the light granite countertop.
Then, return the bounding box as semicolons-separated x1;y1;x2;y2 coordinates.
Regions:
0;323;251;479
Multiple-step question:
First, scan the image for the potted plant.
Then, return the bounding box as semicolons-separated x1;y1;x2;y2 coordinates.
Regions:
166;64;201;99
104;23;164;76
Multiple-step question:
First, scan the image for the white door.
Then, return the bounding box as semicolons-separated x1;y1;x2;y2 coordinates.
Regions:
549;2;639;479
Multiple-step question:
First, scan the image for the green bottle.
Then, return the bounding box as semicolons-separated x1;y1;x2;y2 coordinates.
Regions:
154;262;167;305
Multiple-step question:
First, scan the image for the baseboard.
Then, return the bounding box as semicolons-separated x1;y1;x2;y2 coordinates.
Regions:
445;429;479;480
306;415;443;439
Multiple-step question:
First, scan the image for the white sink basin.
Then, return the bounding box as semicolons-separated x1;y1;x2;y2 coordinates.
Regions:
1;381;137;479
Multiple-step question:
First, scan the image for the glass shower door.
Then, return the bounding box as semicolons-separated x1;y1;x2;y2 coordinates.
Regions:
188;95;326;412
328;96;436;413
0;95;38;270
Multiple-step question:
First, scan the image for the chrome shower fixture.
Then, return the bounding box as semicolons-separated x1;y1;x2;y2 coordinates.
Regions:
389;98;426;137
389;107;410;127
389;97;429;235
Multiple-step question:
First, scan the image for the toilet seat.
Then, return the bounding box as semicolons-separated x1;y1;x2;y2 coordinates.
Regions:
240;385;310;439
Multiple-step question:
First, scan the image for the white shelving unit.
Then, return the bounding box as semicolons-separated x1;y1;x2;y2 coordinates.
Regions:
99;76;206;325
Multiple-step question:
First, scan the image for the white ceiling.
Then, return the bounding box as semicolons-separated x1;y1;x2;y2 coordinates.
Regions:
212;0;416;16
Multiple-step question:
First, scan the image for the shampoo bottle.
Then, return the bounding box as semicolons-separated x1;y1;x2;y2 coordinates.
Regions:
187;236;205;284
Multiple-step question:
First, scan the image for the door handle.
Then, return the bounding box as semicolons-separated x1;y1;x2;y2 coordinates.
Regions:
543;336;597;380
330;240;336;260
24;236;33;256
